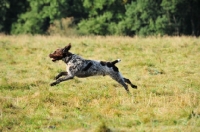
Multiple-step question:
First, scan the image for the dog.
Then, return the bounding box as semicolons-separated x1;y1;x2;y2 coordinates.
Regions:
49;44;137;93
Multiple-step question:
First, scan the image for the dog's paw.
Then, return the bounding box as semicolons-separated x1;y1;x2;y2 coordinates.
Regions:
131;85;137;89
50;82;57;86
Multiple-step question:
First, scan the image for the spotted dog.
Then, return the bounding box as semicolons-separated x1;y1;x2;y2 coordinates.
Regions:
49;44;137;93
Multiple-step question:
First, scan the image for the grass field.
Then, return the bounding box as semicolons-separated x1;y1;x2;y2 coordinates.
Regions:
0;35;200;132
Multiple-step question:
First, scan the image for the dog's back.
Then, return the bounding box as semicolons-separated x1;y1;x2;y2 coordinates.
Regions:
74;59;120;78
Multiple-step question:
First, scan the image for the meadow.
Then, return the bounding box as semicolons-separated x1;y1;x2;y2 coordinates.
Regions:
0;35;200;132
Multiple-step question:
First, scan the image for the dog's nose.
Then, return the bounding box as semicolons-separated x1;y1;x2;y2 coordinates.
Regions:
49;54;52;57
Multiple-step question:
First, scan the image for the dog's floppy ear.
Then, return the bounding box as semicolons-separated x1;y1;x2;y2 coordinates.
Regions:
63;43;71;53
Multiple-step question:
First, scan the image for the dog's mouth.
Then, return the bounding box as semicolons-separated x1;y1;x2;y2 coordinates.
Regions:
52;58;57;62
51;57;63;62
49;54;62;62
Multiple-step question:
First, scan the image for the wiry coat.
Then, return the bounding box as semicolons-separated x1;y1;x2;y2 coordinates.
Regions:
49;44;137;93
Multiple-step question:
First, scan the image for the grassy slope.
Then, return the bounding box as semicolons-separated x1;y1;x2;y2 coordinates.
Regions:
0;35;200;131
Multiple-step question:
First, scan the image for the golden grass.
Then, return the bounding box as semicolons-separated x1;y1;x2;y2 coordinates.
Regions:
0;35;200;131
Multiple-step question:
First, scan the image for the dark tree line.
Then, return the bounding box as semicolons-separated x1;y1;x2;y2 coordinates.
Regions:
0;0;200;36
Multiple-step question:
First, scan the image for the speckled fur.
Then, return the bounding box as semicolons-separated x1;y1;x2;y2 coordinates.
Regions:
49;44;137;93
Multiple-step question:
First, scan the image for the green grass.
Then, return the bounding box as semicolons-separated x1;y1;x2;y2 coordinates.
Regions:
0;35;200;131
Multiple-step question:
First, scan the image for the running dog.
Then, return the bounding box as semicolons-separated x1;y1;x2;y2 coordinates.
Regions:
49;44;137;93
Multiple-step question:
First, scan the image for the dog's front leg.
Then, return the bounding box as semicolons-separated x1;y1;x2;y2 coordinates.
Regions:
55;72;68;80
50;75;74;86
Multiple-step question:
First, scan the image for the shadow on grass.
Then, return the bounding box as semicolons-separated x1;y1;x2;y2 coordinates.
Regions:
95;122;111;132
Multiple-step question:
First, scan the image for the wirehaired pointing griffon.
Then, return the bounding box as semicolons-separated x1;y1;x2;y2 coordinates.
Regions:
49;44;137;93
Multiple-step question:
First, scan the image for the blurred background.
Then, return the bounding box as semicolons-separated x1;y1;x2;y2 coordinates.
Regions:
0;0;200;36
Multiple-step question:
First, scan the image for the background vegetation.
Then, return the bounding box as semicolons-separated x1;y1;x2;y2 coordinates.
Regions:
0;0;200;36
0;35;200;131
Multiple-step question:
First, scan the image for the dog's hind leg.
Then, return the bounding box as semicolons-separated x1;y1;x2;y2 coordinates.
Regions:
109;73;129;93
124;78;137;89
118;79;129;93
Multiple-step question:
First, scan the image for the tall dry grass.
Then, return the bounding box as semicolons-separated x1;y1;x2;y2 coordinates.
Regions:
0;35;200;131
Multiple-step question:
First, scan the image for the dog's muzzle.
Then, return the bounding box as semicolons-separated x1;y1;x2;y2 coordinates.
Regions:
49;54;60;62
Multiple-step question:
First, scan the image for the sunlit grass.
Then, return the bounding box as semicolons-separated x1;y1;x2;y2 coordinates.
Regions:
0;35;200;131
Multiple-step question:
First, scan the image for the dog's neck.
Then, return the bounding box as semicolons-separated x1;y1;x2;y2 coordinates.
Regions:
62;52;73;64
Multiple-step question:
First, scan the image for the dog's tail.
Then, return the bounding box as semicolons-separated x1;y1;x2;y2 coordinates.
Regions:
111;59;121;65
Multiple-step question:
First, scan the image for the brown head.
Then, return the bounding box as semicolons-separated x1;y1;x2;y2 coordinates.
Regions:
49;43;71;62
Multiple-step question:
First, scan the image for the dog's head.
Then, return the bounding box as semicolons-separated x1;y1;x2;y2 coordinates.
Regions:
49;44;71;62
